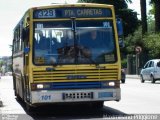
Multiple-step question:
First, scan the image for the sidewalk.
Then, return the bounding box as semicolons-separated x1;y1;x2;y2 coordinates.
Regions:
126;74;140;79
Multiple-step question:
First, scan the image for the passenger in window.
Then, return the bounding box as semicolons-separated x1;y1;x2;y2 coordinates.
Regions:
34;30;50;64
47;30;58;53
90;30;99;46
80;30;100;48
45;30;59;64
38;30;49;50
80;30;101;58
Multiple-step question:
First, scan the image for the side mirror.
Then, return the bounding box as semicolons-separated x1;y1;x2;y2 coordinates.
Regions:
116;18;123;36
24;47;30;54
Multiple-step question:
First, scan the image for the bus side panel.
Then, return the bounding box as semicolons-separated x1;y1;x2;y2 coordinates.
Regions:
12;52;24;99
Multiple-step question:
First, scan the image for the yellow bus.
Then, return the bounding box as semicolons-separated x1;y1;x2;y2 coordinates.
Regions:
12;3;122;110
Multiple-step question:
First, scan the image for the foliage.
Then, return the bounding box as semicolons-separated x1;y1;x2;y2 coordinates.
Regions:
149;3;155;15
121;58;127;68
124;26;160;59
0;60;5;72
147;15;155;33
0;61;5;68
8;64;12;72
124;27;143;54
149;0;160;32
143;33;160;58
118;9;140;36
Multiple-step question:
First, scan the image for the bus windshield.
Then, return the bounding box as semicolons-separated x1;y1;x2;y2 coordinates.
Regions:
33;20;116;65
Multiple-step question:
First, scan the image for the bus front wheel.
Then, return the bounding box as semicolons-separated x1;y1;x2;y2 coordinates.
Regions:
25;103;35;113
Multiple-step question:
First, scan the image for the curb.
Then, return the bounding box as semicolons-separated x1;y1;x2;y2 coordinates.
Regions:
126;75;140;79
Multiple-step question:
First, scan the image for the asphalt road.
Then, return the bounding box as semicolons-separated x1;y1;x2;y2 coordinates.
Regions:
107;76;160;114
0;76;160;120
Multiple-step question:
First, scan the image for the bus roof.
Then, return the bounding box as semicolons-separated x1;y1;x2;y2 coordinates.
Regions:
31;3;113;10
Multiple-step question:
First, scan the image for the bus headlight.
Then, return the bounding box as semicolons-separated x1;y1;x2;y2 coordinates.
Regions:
37;84;44;89
31;83;51;90
108;82;115;86
101;81;115;87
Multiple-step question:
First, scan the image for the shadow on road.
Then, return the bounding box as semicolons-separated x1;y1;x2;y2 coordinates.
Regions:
17;99;128;120
142;81;160;84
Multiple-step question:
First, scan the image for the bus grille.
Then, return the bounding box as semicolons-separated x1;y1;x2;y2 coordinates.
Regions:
32;66;118;83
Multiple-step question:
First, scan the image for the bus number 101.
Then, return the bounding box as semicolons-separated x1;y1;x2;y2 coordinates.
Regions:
41;95;51;101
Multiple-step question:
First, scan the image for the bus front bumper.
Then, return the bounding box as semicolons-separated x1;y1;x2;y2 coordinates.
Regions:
30;88;121;104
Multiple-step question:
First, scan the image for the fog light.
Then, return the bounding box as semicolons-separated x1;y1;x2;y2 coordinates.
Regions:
37;84;44;89
108;82;115;86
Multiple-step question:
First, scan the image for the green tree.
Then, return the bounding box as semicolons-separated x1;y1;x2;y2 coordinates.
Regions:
147;14;155;33
140;0;147;34
125;26;160;59
125;27;143;54
143;33;160;58
0;61;5;67
150;0;160;32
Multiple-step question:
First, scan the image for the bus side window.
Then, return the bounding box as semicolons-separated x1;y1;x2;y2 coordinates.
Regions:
22;27;30;54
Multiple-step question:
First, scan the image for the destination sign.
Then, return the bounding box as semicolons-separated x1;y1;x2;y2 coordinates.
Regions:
33;7;112;19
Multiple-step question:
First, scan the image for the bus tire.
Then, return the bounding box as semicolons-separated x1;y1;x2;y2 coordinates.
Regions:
13;75;17;96
26;103;35;113
121;79;125;83
151;75;155;83
140;75;145;83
